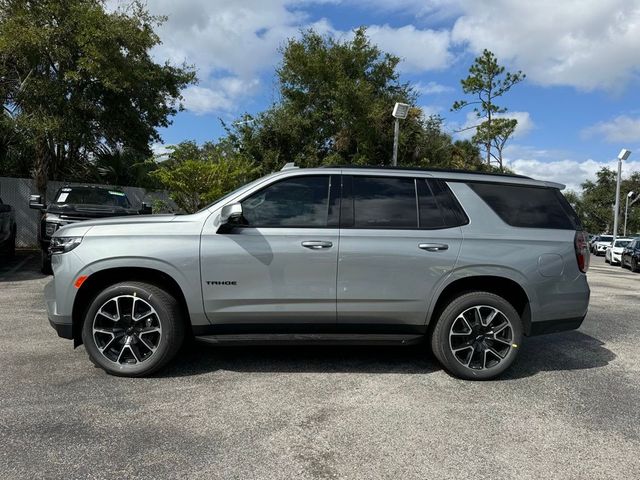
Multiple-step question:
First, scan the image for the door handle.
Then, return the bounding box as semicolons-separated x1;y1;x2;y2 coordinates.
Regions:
418;243;449;252
302;240;333;250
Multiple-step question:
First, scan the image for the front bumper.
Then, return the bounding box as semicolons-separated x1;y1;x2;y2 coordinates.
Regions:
44;280;73;339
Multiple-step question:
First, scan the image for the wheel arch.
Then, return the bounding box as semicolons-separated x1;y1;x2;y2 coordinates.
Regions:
71;267;192;346
428;275;532;336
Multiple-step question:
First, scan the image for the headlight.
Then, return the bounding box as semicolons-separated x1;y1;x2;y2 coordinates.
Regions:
45;222;59;236
49;236;82;255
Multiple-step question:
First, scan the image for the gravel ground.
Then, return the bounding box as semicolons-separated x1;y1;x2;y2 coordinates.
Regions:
0;252;639;479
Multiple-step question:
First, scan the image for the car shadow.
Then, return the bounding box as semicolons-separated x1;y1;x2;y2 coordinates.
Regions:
0;251;48;283
158;329;614;380
500;330;616;380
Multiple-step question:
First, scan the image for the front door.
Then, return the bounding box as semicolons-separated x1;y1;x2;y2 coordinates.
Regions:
200;174;340;326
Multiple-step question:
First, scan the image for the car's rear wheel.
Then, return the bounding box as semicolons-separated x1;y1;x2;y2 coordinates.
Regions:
82;281;185;377
41;250;52;275
431;291;523;380
1;228;15;258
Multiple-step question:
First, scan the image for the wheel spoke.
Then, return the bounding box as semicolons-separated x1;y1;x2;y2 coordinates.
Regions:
491;336;512;347
452;344;473;354
137;335;156;352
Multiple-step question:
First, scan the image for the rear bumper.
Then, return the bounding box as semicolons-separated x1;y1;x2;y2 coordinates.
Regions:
528;314;586;336
44;280;73;339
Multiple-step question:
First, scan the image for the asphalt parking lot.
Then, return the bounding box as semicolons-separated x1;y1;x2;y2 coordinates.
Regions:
1;252;639;479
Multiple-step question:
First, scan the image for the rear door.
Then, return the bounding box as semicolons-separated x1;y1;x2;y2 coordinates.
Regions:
336;175;464;329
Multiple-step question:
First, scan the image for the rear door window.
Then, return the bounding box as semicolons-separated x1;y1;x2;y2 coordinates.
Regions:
468;183;579;230
418;179;468;228
351;176;417;229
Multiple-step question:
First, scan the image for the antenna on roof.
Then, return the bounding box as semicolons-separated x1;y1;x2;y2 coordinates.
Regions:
281;162;298;171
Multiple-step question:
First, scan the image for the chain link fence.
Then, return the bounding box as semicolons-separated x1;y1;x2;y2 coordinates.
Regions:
0;176;176;248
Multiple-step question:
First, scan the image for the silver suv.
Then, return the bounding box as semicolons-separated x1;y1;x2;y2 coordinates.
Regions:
45;166;590;380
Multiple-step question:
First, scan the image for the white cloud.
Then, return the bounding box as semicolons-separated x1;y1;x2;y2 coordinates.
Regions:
181;77;261;115
420;104;443;117
582;115;640;142
415;81;454;95
506;153;640;192
366;25;452;72
451;0;640;91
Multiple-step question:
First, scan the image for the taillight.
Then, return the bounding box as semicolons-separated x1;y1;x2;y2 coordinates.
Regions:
574;231;590;273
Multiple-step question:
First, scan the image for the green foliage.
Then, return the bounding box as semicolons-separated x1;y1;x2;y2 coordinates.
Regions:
226;28;486;173
452;49;525;169
151;141;259;213
92;144;160;188
568;168;640;235
0;0;195;191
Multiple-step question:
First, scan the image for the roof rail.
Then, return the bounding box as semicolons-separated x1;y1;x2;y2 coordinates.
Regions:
281;162;298;171
319;164;531;179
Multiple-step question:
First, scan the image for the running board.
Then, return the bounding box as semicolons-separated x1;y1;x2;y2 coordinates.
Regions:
195;333;424;346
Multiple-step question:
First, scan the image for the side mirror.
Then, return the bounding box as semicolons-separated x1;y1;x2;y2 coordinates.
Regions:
218;202;244;233
29;194;45;210
140;202;152;215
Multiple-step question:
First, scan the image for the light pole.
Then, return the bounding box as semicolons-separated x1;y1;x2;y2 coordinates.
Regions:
613;149;631;244
624;191;634;237
391;102;409;166
625;191;640;237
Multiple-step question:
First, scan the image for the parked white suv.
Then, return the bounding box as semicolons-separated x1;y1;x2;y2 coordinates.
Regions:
593;235;614;256
605;239;632;265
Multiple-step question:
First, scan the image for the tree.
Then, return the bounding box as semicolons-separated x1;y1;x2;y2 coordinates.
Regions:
228;28;464;172
452;49;525;170
0;0;195;193
568;167;640;234
151;140;259;213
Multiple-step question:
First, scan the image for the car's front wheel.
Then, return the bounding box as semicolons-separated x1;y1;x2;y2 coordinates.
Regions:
431;291;523;380
82;281;185;377
632;258;639;273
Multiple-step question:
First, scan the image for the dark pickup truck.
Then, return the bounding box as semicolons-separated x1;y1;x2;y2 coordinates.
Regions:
29;185;151;273
0;196;17;259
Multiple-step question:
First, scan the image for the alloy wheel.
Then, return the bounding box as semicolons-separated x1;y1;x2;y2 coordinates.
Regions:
449;305;514;370
92;295;162;365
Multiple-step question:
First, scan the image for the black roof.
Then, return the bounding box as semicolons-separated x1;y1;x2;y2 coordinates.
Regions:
319;165;531;179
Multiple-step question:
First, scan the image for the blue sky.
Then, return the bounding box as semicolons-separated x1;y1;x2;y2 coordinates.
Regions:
109;0;640;191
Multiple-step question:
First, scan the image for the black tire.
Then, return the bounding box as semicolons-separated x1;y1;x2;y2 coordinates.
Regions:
605;256;610;264
431;291;523;380
82;281;185;377
632;258;639;273
41;250;52;275
1;226;15;258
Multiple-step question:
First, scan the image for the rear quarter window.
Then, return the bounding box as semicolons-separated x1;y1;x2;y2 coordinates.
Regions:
468;183;580;230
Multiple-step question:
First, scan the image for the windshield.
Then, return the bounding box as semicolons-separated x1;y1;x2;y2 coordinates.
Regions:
54;188;131;208
614;240;630;247
599;236;613;242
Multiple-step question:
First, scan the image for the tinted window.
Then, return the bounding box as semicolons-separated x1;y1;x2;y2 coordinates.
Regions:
600;236;613;242
241;175;331;227
468;183;579;230
417;180;445;228
352;176;417;228
418;179;468;228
